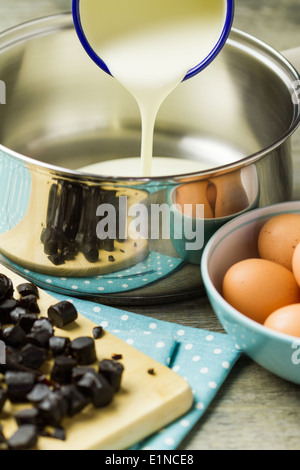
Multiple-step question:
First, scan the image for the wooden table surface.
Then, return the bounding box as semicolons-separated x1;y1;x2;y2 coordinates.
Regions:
1;0;300;451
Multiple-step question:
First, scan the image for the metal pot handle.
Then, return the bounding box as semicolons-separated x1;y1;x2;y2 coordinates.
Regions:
282;47;300;73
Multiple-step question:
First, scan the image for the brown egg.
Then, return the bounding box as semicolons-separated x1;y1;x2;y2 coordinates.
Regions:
264;304;300;337
222;258;300;324
258;213;300;270
210;170;249;218
292;242;300;288
176;181;213;219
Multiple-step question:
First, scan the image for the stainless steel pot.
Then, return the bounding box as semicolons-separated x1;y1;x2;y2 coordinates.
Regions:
0;13;299;305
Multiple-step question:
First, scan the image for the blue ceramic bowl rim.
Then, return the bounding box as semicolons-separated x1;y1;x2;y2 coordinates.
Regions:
72;0;235;81
201;201;300;347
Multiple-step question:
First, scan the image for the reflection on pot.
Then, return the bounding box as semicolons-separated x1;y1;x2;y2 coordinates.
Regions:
169;166;260;264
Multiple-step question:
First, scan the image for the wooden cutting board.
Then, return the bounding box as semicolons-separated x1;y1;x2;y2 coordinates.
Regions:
0;265;193;450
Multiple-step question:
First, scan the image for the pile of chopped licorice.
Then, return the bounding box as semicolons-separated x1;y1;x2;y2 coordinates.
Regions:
0;273;124;450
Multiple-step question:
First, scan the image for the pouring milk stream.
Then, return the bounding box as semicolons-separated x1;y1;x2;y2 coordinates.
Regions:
73;0;232;177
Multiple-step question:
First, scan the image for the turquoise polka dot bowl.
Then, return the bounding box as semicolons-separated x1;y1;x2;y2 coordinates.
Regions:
201;201;300;385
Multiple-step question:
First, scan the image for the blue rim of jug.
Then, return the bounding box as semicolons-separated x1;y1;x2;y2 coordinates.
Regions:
72;0;235;81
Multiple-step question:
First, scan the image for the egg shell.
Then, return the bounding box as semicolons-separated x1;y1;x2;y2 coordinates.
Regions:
264;304;300;337
258;213;300;270
222;258;300;324
210;170;249;218
176;181;213;219
292;242;300;288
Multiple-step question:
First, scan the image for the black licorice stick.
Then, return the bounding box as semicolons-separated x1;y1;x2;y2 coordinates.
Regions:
46;184;59;229
76;185;98;262
75;185;89;247
81;186;100;263
62;183;83;242
42;183;60;255
43;180;68;256
41;184;59;244
102;189;116;251
97;188;116;252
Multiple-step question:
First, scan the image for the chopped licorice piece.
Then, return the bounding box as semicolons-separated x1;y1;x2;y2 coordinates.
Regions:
25;329;51;349
48;253;65;266
61;244;77;261
39;426;66;441
0;298;19;323
0;271;127;448
20;344;47;370
93;326;103;340
0;388;7;411
32;318;54;337
7;424;38;450
108;255;115;262
0;274;14;301
147;368;156;376
18;313;39;333
19;295;40;313
0;424;6;444
77;372;114;408
98;359;124;391
44;239;59;257
50;356;76;385
72;366;96;383
15;407;41;426
60;384;90;417
10;307;29;324
0;347;23;374
17;283;39;299
37;391;68;427
70;337;97;365
5;371;36;402
111;354;123;361
49;336;71;357
48;301;78;328
2;325;26;348
26;384;51;404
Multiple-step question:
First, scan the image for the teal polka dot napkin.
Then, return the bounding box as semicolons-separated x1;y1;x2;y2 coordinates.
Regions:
51;292;241;450
8;251;184;295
